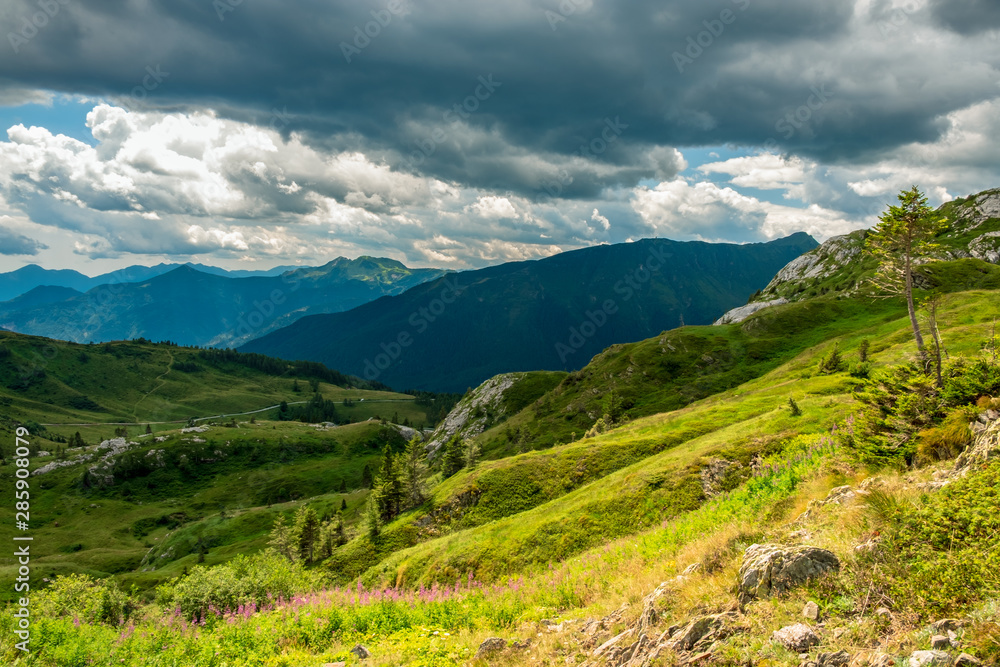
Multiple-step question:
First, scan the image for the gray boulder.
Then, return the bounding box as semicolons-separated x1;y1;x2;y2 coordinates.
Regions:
907;650;952;667
474;637;506;659
738;544;840;604
772;623;819;652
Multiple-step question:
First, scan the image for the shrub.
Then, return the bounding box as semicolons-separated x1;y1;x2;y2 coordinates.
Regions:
818;343;844;374
33;574;137;625
873;461;1000;616
787;397;802;417
916;406;976;464
848;362;871;379
156;550;321;621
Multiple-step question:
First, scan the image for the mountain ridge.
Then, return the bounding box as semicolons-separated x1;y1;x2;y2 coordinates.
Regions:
241;233;819;392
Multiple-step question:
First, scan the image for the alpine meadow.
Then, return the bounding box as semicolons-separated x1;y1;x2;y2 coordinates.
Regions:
2;2;1000;666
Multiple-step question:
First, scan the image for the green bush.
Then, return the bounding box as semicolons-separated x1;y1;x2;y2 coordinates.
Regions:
841;355;1000;465
872;461;1000;617
33;574;137;626
156;549;322;620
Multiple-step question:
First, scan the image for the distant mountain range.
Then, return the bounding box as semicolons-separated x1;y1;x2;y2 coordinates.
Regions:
0;262;302;302
240;233;819;392
0;258;448;348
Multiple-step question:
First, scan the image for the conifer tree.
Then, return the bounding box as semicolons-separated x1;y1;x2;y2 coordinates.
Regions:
294;506;321;563
401;436;428;508
267;514;296;561
865;186;948;366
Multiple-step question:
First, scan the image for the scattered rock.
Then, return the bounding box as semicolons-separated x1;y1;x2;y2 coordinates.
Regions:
474;637;506;659
665;613;734;652
772;623;820;652
321;662;346;667
803;601;821;622
930;635;950;650
700;458;742;497
907;650;951;667
849;653;895;667
929;619;962;634
738;544;840;604
816;651;850;667
822;485;857;506
954;653;983;666
350;644;371;660
874;607;892;620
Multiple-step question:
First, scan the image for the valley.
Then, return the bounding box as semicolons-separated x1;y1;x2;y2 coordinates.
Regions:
1;189;1000;665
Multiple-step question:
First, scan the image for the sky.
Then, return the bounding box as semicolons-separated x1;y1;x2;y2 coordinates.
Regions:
0;0;998;275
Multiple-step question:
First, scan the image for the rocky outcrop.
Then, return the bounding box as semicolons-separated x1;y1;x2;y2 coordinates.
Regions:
955;410;1000;473
714;298;788;325
758;230;867;300
424;372;527;457
738;544;840;604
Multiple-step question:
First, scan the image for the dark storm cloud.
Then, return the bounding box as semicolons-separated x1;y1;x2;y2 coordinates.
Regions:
929;0;1000;35
0;0;997;197
0;225;46;255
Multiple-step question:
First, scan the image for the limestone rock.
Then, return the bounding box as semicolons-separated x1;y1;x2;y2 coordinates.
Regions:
713;298;789;325
929;635;950;650
803;600;821;622
849;653;896;667
955;414;1000;473
350;644;371;660
817;651;851;667
665;613;734;652
474;637;506;659
772;623;820;652
907;650;951;666
954;653;983;666
738;544;840;604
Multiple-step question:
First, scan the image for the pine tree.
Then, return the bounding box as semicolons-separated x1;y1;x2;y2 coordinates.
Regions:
364;493;381;539
464;438;481;470
376;445;404;522
361;464;373;489
292;379;301;393
267;514;296;561
294;506;321;563
401;436;427;508
340;498;348;511
339;479;348;493
865;186;948;368
442;435;466;478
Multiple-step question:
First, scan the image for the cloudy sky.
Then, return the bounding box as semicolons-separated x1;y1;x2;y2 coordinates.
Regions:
0;0;998;274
